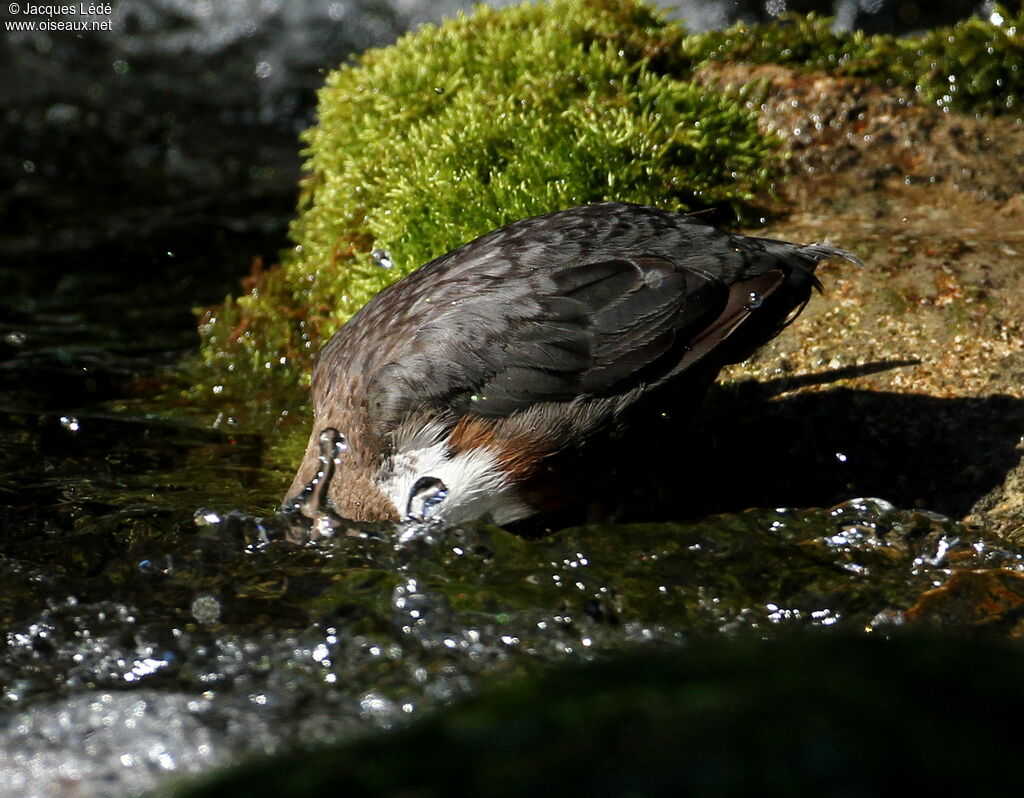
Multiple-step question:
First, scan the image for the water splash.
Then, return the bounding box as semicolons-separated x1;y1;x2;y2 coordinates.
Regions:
371;248;395;269
278;427;348;541
405;476;449;521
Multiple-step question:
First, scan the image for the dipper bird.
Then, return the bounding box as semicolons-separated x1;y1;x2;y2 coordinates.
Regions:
282;202;857;529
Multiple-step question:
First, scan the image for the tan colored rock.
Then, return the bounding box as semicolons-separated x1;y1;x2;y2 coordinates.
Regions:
703;66;1024;536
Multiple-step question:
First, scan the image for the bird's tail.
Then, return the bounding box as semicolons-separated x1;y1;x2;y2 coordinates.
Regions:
799;243;864;269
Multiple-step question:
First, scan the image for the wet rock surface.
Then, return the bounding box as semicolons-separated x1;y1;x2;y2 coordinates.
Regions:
700;64;1024;539
171;633;1024;797
699;62;1024;200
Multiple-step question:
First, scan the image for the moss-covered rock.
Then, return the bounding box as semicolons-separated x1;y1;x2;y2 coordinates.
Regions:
192;0;779;410
684;6;1024;116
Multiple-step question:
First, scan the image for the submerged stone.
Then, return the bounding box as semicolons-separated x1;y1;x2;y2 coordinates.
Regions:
170;633;1024;797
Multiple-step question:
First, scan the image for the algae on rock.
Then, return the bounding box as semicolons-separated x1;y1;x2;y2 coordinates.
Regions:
684;6;1024;116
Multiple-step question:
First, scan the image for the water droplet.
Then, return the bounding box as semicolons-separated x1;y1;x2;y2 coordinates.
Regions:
320;428;348;463
405;476;448;521
190;595;221;625
59;415;80;432
371;248;394;269
746;291;763;309
194;509;222;526
5;331;27;345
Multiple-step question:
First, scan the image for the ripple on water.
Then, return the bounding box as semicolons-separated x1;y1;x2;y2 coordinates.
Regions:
2;498;1023;796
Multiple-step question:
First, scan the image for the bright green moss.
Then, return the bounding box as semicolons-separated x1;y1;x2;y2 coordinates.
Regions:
192;0;778;411
685;7;1024;115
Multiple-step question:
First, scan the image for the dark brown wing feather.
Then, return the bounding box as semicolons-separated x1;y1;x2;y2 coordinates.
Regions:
470;256;722;416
